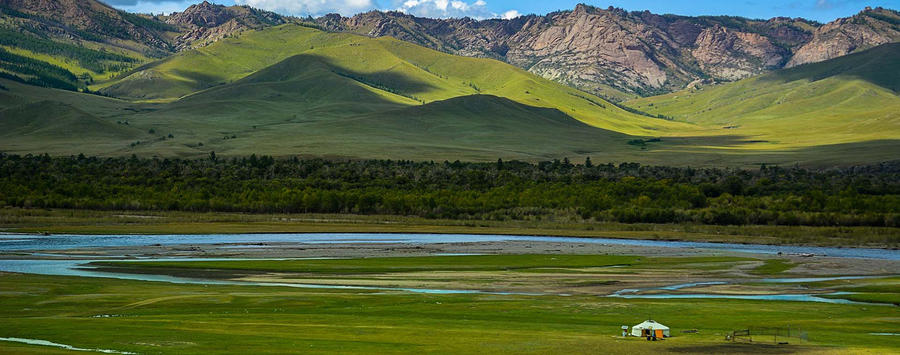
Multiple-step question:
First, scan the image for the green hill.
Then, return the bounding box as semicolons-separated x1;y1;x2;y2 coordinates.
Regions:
0;82;143;154
0;0;172;89
625;43;900;148
101;24;687;136
1;25;898;166
91;50;633;160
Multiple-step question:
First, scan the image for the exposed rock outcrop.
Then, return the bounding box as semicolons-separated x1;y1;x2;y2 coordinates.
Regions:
0;0;173;54
317;4;899;99
1;1;897;98
787;7;900;67
165;1;289;50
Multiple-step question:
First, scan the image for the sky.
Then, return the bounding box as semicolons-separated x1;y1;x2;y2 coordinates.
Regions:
106;0;900;22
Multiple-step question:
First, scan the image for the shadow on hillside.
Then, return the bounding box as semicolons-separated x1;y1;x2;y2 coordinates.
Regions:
637;138;900;167
758;43;900;92
238;54;437;98
639;134;763;148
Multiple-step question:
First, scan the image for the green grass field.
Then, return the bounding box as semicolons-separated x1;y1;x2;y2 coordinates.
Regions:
1;25;898;165
91;255;900;305
626;43;900;150
96;254;642;275
1;255;898;354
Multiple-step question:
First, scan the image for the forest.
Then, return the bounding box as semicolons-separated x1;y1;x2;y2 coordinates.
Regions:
0;47;79;90
0;27;136;74
1;154;898;227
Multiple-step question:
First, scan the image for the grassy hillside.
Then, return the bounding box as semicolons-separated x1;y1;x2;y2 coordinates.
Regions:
102;24;685;136
626;43;900;148
0;1;165;88
1;25;898;166
0;79;147;154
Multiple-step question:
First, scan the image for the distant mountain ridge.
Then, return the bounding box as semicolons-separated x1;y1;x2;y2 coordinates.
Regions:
625;43;900;148
0;0;294;54
316;4;900;99
0;1;898;99
164;1;291;50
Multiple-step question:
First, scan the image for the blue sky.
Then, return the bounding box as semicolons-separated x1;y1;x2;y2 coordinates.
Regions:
107;0;899;22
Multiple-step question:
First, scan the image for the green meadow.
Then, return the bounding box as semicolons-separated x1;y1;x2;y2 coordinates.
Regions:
1;24;898;165
1;254;898;354
626;43;900;150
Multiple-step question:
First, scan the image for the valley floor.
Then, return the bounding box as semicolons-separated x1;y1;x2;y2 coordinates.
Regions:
0;245;898;354
1;208;898;354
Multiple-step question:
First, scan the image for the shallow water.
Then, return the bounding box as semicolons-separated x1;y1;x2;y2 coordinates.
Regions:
609;292;859;304
1;233;896;303
761;276;877;283
0;258;541;296
0;337;135;354
1;232;898;260
0;258;885;304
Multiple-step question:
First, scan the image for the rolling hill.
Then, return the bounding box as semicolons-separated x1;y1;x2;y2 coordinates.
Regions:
0;22;898;166
319;5;900;99
0;23;655;161
101;24;686;135
625;43;900;148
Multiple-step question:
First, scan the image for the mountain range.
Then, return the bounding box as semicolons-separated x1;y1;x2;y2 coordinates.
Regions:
3;1;899;98
0;0;898;166
318;4;900;99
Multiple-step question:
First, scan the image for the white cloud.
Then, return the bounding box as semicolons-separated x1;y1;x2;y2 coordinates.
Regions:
110;0;196;15
396;0;502;19
501;9;520;19
230;0;519;19
235;0;377;16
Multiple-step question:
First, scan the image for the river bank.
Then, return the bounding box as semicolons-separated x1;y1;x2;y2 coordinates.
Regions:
2;208;899;248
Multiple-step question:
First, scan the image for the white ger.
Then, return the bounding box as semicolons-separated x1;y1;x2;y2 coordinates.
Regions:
631;320;670;338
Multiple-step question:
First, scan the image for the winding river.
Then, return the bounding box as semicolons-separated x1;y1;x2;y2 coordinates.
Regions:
1;233;897;303
1;232;897;259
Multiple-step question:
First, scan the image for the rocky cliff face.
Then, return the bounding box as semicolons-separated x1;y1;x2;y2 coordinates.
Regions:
0;0;174;54
0;0;292;56
165;1;288;50
317;4;899;99
787;7;900;67
2;1;897;98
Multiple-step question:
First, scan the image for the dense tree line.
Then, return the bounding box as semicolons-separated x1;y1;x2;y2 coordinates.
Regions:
0;28;136;74
1;154;898;227
0;48;79;90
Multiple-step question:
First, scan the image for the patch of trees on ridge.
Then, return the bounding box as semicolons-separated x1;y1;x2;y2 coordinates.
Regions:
0;48;79;90
0;27;137;77
1;154;898;227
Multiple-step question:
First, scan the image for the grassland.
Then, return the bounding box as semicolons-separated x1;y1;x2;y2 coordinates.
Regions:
1;256;898;354
625;43;900;149
102;24;671;133
89;254;900;303
1;24;898;165
96;254;643;275
3;208;899;247
751;259;797;275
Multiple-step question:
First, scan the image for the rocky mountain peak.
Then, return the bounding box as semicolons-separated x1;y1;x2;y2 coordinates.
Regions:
0;0;173;53
786;7;900;67
164;2;289;50
168;1;229;28
314;6;898;99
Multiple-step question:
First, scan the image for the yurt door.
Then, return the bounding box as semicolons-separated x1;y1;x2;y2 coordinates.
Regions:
654;329;664;338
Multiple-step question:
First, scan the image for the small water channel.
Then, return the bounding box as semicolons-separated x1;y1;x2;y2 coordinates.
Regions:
1;233;896;303
0;258;888;304
1;232;898;259
0;337;135;354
